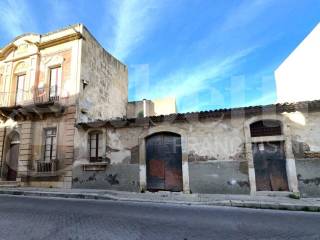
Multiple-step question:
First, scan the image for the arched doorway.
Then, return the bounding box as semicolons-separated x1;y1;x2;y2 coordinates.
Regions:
146;132;183;192
250;120;289;191
5;131;20;181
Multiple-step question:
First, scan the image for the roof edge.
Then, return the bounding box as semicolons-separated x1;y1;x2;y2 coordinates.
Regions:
76;99;320;128
0;23;83;51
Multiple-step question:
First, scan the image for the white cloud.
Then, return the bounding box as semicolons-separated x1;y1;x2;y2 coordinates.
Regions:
46;0;73;28
246;91;276;107
0;0;37;40
220;0;275;32
192;0;276;54
132;46;259;102
108;0;164;60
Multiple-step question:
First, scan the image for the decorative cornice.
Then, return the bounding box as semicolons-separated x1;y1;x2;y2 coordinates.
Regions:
3;52;39;63
0;43;17;61
37;32;83;50
0;32;82;61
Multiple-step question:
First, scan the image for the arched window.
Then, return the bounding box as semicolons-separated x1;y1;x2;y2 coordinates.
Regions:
88;131;103;162
250;120;282;137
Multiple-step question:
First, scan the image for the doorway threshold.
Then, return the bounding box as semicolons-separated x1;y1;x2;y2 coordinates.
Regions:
0;181;19;188
255;191;292;197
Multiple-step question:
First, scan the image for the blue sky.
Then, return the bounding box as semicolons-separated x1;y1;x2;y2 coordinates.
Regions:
1;0;320;112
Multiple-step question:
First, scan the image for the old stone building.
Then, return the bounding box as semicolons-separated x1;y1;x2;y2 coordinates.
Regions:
127;97;177;118
0;24;128;188
1;24;319;197
74;101;320;197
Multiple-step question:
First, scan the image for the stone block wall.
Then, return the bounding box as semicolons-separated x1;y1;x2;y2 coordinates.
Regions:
18;121;33;178
288;111;320;196
72;164;139;191
0;127;6;177
77;26;128;123
61;106;76;188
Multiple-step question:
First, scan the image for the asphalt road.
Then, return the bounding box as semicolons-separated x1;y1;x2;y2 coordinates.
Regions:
0;195;319;240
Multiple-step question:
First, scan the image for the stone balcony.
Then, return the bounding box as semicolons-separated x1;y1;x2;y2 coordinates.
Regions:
0;87;65;121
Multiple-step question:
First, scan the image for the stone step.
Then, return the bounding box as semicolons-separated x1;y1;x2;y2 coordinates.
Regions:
256;191;291;197
0;181;19;188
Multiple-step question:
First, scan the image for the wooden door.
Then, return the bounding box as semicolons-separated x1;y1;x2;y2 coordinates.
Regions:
146;133;183;192
6;143;19;181
252;141;289;191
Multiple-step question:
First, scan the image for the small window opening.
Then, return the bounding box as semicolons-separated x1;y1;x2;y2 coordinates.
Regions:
250;120;282;137
88;131;103;162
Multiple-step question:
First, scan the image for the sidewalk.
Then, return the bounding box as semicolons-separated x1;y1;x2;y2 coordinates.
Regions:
0;187;320;212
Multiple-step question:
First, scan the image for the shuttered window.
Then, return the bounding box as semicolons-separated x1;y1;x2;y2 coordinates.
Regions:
16;74;26;104
44;128;57;162
89;131;103;162
49;66;61;99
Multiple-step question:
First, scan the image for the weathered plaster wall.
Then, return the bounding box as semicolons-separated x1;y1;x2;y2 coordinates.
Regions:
126;98;177;118
189;161;250;194
72;164;139;191
73;109;320;195
78;27;128;123
296;158;320;197
73;117;249;194
183;118;249;194
127;100;154;118
287;111;320;153
285;111;320;196
72;126;142;191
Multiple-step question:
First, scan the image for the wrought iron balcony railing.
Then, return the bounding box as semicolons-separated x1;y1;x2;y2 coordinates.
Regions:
28;160;59;177
24;159;59;178
0;86;61;107
36;159;58;174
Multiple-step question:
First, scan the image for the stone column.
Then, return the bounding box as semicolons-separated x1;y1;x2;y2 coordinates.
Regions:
18;121;33;180
0;127;6;179
62;106;76;189
284;132;299;192
181;136;190;193
245;142;256;195
139;138;147;192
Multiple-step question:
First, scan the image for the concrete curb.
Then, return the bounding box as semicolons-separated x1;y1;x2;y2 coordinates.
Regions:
0;189;319;212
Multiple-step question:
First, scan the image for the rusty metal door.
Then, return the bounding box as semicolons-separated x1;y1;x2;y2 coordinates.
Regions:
252;141;289;191
146;132;183;192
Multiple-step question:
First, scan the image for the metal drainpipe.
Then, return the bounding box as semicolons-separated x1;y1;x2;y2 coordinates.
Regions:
0;127;6;179
143;99;147;117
